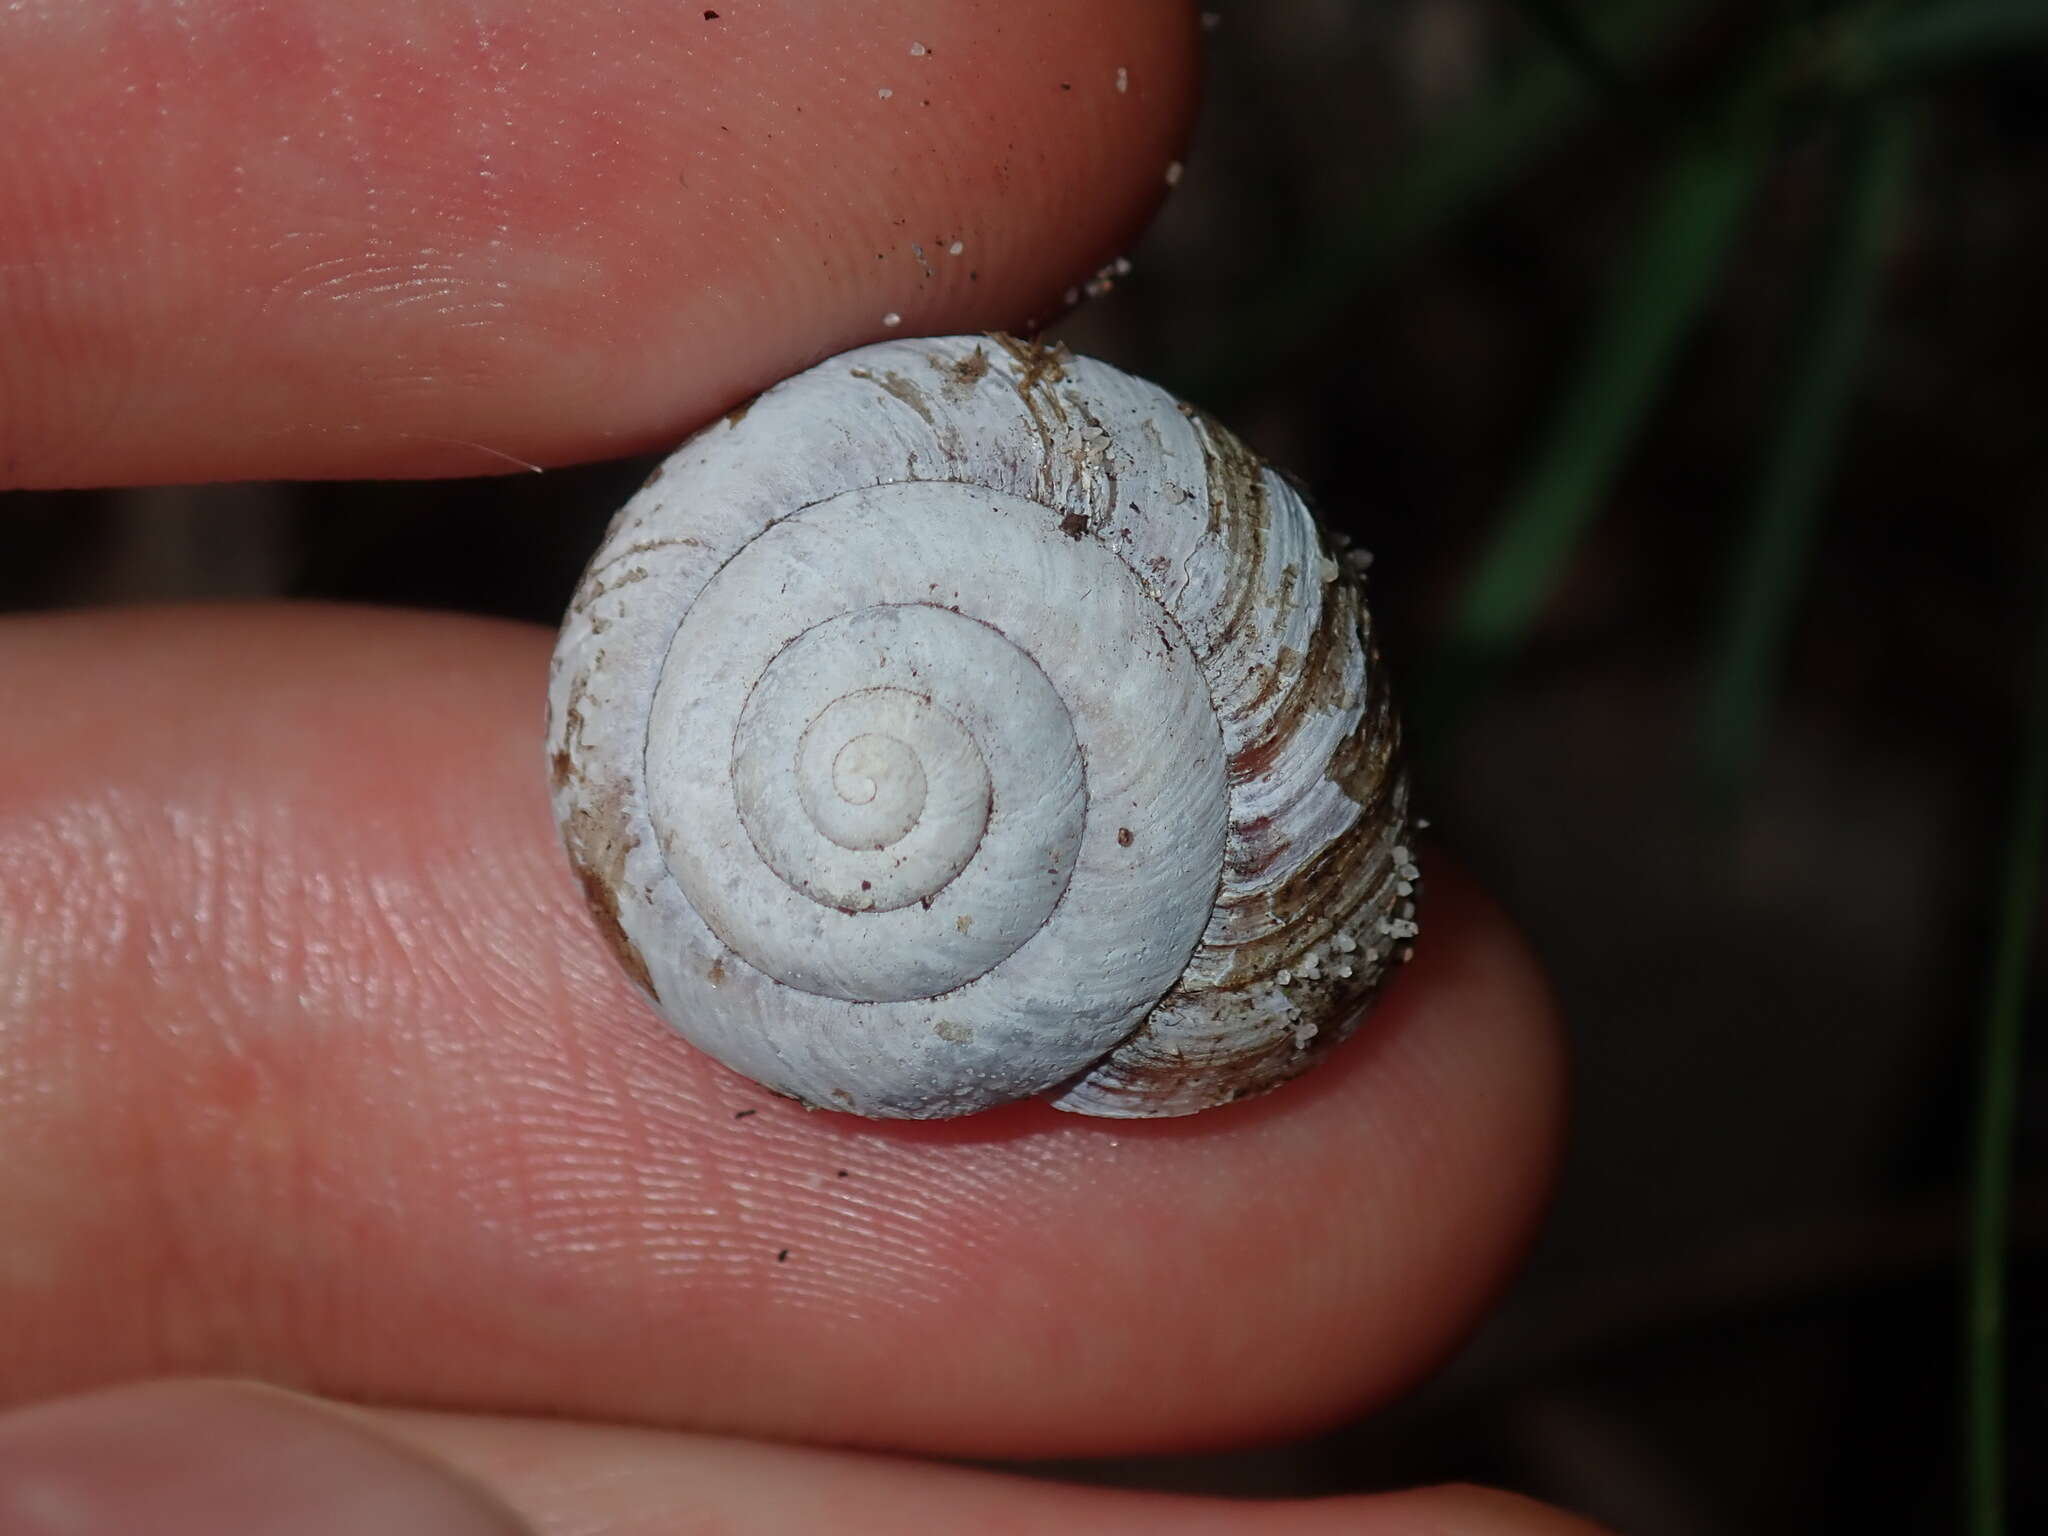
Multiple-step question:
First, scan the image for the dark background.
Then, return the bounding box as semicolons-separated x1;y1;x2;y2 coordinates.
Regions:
5;4;2045;1531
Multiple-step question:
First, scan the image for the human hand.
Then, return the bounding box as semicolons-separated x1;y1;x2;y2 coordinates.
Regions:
0;3;1587;1531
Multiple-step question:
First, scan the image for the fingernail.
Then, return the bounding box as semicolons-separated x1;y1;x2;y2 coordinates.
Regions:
0;1380;536;1536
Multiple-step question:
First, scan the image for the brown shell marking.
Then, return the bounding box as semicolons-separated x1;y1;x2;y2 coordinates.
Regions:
550;674;654;996
1051;406;1411;1115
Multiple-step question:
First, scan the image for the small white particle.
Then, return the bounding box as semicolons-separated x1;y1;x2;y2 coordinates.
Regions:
1319;556;1339;584
1416;816;1433;830
1113;256;1132;276
1336;963;1354;979
1292;1021;1317;1050
1334;932;1357;953
1392;844;1411;863
1400;862;1421;880
882;311;902;327
1063;286;1080;306
1399;945;1416;964
909;41;928;56
1396;880;1413;897
1115;66;1129;93
877;86;893;99
1164;160;1184;186
1276;968;1293;986
948;240;964;255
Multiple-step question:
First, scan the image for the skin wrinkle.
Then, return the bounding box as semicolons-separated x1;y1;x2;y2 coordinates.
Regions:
459;5;515;329
383;1408;1624;1536
0;1;1198;483
5;796;142;1016
413;845;968;1321
0;616;1558;1453
0;1379;1615;1536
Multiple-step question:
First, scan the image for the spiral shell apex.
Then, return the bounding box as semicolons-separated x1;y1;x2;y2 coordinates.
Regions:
548;334;1414;1119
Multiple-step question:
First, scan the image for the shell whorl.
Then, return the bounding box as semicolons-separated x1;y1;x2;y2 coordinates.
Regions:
548;334;1412;1118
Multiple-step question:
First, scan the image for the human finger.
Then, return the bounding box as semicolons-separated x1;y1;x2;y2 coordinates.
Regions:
0;1380;1617;1536
0;0;1196;486
382;1395;1618;1536
0;604;1565;1456
0;1380;533;1536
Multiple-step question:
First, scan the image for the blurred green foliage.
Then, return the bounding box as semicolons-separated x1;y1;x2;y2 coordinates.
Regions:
1189;2;2046;1528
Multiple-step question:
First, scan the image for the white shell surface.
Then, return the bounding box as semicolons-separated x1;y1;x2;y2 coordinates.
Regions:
549;335;1411;1118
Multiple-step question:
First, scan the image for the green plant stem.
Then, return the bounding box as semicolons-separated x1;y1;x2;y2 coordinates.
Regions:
1966;557;2048;1536
1698;102;1917;801
1173;0;1706;407
1453;135;1759;652
1419;122;1766;740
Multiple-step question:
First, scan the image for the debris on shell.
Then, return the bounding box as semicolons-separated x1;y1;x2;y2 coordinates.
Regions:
547;334;1413;1119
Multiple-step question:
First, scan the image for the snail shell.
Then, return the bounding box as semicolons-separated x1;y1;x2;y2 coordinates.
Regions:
548;334;1414;1119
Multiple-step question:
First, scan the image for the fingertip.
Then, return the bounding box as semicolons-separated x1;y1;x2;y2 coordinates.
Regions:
0;1381;535;1536
0;608;1567;1460
0;0;1202;484
1349;1484;1617;1535
374;1410;1619;1536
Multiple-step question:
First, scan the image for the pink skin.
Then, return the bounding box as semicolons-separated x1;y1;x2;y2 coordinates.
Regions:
1;0;1196;485
0;4;1596;1530
0;606;1563;1459
3;1383;1615;1536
